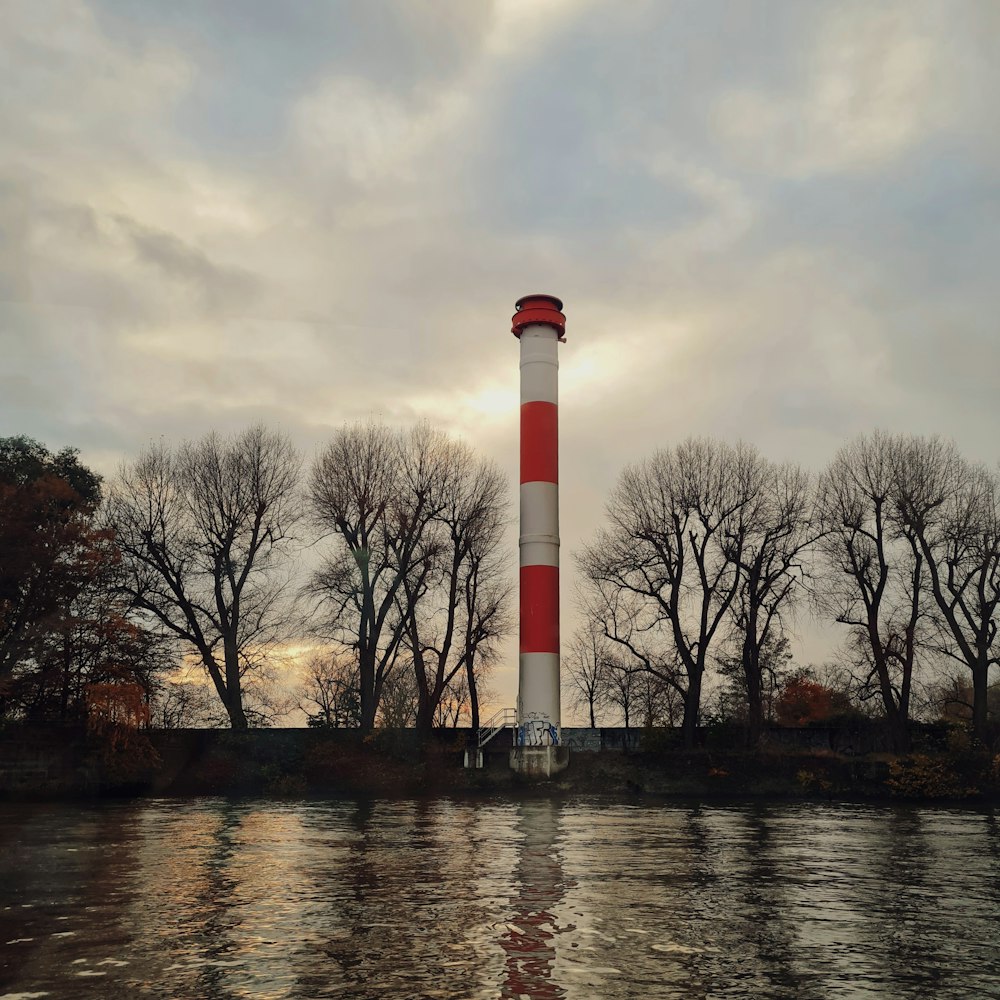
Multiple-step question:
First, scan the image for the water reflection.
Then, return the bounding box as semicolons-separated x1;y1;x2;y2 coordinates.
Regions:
872;809;946;992
731;809;802;994
2;799;1000;999
500;801;568;999
190;802;244;999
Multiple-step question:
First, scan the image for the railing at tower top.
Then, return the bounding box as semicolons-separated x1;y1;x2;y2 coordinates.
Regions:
478;708;517;749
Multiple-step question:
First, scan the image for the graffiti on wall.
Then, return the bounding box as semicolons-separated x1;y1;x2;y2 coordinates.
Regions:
517;718;559;747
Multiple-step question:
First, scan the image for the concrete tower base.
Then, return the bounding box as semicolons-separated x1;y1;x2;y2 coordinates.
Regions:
509;746;570;779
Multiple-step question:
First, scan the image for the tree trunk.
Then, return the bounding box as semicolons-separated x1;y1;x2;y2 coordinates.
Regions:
868;623;911;754
415;688;435;737
886;705;910;754
681;670;702;750
466;655;480;733
412;643;438;738
227;700;249;729
972;663;989;745
745;667;764;748
743;624;764;747
223;633;248;729
359;649;377;732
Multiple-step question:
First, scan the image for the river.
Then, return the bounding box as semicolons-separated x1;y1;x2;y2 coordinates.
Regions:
1;798;998;999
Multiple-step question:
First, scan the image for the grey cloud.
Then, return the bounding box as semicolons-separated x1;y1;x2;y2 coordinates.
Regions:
0;179;31;302
0;374;38;410
0;181;262;319
115;215;260;313
92;0;495;162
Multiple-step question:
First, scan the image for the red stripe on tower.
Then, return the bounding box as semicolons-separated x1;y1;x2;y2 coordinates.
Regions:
519;564;560;653
519;402;558;484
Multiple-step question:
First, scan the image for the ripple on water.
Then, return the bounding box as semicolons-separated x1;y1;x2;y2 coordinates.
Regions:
0;799;998;998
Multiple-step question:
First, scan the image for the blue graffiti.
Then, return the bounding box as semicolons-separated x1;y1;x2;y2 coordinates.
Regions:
517;720;559;747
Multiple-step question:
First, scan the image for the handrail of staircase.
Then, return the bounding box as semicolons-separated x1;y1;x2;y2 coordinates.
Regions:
478;707;517;748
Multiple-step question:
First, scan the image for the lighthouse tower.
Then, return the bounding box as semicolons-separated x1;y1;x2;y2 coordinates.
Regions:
511;294;570;777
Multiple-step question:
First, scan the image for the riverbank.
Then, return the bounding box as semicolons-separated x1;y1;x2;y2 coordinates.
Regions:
1;725;998;803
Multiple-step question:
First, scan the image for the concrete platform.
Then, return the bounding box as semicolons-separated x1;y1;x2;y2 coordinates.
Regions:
509;746;570;779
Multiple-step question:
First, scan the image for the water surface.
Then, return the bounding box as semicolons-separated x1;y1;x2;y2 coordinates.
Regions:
1;797;998;998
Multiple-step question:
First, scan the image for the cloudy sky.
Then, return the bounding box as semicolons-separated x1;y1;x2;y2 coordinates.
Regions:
3;0;998;718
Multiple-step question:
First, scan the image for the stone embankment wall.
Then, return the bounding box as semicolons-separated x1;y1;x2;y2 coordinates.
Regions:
0;723;989;802
0;726;100;797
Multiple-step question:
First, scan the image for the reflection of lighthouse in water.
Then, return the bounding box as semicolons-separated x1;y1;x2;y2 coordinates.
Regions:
500;801;568;999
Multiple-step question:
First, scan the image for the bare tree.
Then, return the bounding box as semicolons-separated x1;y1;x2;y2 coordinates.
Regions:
309;424;434;731
714;632;793;728
108;425;302;729
925;670;1000;726
602;649;639;730
434;676;464;728
376;662;419;728
580;439;756;748
565;625;609;728
309;423;504;733
401;441;511;735
816;432;926;752
893;437;1000;744
433;674;471;728
730;459;819;745
457;505;509;734
152;669;230;729
634;668;683;727
300;652;361;728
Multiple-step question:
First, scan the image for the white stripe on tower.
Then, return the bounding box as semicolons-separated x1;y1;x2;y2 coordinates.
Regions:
511;294;565;745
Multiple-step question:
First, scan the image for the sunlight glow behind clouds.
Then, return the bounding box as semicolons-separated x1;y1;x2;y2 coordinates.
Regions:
487;0;594;55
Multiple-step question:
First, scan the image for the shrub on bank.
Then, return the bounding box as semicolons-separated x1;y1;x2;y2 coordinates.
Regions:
886;753;985;800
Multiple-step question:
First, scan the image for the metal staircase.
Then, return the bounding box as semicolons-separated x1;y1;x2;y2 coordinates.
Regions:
463;708;517;768
478;707;517;749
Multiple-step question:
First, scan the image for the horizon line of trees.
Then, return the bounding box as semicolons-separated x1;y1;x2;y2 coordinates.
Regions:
1;423;509;737
572;433;999;751
2;427;997;751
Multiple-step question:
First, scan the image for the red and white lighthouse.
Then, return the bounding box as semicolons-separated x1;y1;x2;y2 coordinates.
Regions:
511;294;565;747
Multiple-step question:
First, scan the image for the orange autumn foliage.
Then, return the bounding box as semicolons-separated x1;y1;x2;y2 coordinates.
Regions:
775;676;838;726
86;682;150;732
85;682;158;780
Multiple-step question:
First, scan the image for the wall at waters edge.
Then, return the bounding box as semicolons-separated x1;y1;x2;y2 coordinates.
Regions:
0;723;988;801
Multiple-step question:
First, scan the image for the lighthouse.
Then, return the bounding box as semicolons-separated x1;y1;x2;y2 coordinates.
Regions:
511;294;569;776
